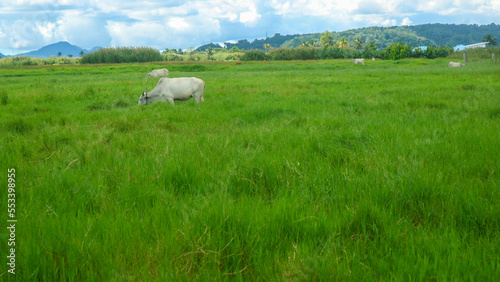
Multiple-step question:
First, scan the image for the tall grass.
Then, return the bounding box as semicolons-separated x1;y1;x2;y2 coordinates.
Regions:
81;47;163;64
1;59;499;280
0;56;79;67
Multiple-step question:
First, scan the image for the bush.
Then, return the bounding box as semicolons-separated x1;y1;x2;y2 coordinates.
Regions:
268;48;295;60
383;43;454;60
81;47;163;64
383;43;413;60
240;49;269;61
268;47;318;60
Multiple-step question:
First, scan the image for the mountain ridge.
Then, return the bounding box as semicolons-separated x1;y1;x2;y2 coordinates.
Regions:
197;23;499;51
10;41;102;58
2;23;498;58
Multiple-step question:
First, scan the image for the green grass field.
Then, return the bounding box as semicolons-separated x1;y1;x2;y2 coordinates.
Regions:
1;58;499;280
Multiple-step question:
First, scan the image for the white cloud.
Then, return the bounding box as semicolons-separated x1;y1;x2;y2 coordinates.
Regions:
271;0;357;17
37;22;57;39
402;17;413;26
106;16;222;49
1;0;500;55
167;17;191;32
240;6;261;26
353;14;397;26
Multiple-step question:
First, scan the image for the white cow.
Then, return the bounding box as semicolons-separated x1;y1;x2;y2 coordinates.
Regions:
146;68;169;77
138;77;205;105
448;62;465;68
352;58;365;65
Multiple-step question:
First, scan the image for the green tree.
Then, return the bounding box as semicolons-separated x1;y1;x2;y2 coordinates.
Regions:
384;42;412;60
483;34;497;46
79;51;84;57
364;41;379;58
320;31;334;48
300;39;316;47
353;37;365;50
337;36;349;49
229;46;241;53
206;46;213;60
57;52;62;57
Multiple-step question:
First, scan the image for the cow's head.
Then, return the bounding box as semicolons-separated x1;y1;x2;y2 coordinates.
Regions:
138;87;148;105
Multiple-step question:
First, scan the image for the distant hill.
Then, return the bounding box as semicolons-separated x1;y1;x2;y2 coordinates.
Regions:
13;41;102;58
406;23;499;47
196;33;303;51
197;23;499;51
0;53;4;58
283;23;499;49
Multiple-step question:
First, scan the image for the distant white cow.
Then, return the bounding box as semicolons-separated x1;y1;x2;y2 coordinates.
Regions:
352;58;365;65
138;77;205;105
448;62;465;68
372;58;376;61
146;68;169;77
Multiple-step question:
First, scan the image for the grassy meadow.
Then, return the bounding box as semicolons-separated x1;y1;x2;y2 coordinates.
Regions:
1;58;499;280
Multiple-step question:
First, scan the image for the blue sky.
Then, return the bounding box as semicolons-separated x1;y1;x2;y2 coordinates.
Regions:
1;0;499;55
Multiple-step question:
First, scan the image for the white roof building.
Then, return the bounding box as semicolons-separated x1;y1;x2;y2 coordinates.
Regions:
465;42;490;49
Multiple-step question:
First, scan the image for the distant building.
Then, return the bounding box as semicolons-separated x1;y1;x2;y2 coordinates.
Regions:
465;42;490;49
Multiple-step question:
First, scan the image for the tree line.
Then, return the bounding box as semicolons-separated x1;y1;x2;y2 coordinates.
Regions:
241;32;455;61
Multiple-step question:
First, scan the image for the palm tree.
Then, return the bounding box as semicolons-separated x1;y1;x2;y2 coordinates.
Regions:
337;36;349;49
264;43;271;53
320;31;334;48
483;34;497;46
353;37;365;50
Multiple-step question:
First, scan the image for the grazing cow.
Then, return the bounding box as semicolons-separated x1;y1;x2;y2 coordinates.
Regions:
448;62;465;68
138;77;205;105
146;68;169;77
372;58;376;61
352;58;365;65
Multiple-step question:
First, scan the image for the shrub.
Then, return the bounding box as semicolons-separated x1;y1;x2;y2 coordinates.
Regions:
268;48;295;60
383;43;413;60
240;49;269;61
383;43;453;60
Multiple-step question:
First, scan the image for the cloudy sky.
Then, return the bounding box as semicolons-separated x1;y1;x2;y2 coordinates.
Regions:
1;0;499;55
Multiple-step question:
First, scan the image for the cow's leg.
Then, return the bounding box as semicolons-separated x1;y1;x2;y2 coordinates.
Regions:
194;90;204;103
166;97;175;105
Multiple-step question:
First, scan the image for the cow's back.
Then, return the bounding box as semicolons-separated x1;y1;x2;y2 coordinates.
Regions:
156;77;204;101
